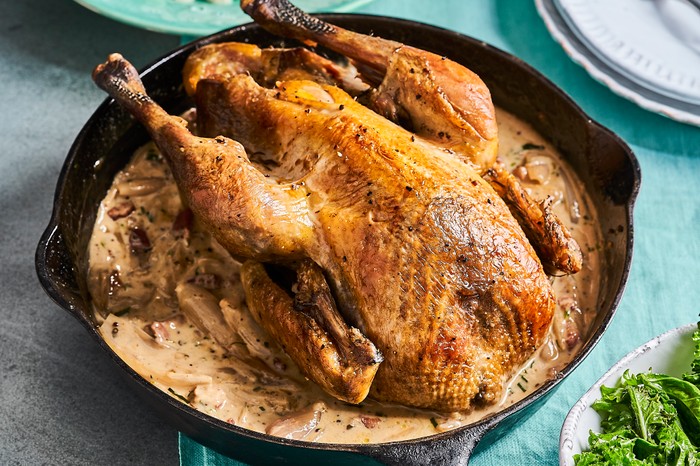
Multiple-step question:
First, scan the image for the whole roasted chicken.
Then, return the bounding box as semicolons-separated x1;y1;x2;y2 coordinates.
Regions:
92;0;581;412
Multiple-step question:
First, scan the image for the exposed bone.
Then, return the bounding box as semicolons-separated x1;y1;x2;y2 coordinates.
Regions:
241;0;399;76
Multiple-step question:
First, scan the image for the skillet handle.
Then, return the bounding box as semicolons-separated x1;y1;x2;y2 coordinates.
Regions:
35;223;85;318
36;224;65;302
360;424;488;466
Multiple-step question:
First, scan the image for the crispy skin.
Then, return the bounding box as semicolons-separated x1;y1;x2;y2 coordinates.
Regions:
241;260;382;404
187;42;582;274
239;0;582;275
483;164;583;274
186;44;583;277
241;0;498;169
94;55;381;404
94;55;556;409
92;54;313;263
367;45;499;170
183;42;368;97
195;75;556;410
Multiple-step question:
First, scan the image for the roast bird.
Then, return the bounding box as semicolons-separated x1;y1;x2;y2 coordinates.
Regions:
91;0;578;411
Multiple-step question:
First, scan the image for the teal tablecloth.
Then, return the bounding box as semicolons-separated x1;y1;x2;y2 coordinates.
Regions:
179;1;700;464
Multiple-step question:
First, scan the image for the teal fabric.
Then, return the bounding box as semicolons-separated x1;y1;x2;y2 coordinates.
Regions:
179;0;700;464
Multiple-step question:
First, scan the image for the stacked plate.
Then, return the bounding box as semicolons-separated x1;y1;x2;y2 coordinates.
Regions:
536;0;700;126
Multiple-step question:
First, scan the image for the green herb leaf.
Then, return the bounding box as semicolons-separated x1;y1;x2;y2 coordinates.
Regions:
683;322;700;388
575;326;700;465
522;143;545;151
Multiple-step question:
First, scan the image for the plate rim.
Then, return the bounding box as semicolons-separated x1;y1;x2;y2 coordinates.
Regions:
555;0;700;105
72;0;374;36
558;322;698;466
535;0;700;127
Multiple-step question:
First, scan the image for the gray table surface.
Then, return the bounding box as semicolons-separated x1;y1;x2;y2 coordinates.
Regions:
0;1;180;464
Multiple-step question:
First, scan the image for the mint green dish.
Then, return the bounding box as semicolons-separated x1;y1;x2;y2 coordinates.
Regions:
73;0;373;36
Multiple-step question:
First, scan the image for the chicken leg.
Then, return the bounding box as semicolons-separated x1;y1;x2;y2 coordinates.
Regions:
93;54;381;404
241;260;382;404
240;0;498;168
93;54;315;263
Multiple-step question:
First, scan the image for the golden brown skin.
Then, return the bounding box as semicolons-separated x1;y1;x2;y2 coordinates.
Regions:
92;54;313;264
241;260;382;404
194;74;556;410
94;55;556;410
238;0;582;275
483;164;583;274
240;0;498;169
93;55;380;403
93;54;556;411
183;42;368;97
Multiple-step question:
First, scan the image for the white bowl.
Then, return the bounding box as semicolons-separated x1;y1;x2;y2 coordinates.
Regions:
559;323;698;466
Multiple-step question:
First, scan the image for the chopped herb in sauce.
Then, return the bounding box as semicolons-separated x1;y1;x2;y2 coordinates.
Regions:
522;143;545;151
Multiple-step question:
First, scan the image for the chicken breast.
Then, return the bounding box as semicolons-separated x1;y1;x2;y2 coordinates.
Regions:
93;53;555;411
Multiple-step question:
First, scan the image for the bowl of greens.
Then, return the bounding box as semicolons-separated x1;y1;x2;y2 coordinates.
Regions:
560;322;700;465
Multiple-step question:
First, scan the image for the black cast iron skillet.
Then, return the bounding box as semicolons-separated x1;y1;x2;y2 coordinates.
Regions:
35;15;640;465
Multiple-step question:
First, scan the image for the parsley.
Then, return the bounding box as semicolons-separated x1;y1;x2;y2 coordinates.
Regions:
522;143;545;151
140;206;155;223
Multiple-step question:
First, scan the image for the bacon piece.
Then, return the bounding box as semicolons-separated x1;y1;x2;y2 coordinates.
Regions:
107;201;135;220
129;227;151;252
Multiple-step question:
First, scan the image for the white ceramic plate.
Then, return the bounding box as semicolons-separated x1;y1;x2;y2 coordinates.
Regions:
556;0;700;105
536;0;700;126
559;323;697;466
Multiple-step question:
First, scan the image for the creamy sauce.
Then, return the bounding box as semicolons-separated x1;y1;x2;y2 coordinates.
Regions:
87;109;602;444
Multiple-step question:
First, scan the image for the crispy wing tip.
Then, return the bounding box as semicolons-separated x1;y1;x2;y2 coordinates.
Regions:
241;0;335;39
92;53;149;111
484;165;583;275
541;198;583;274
